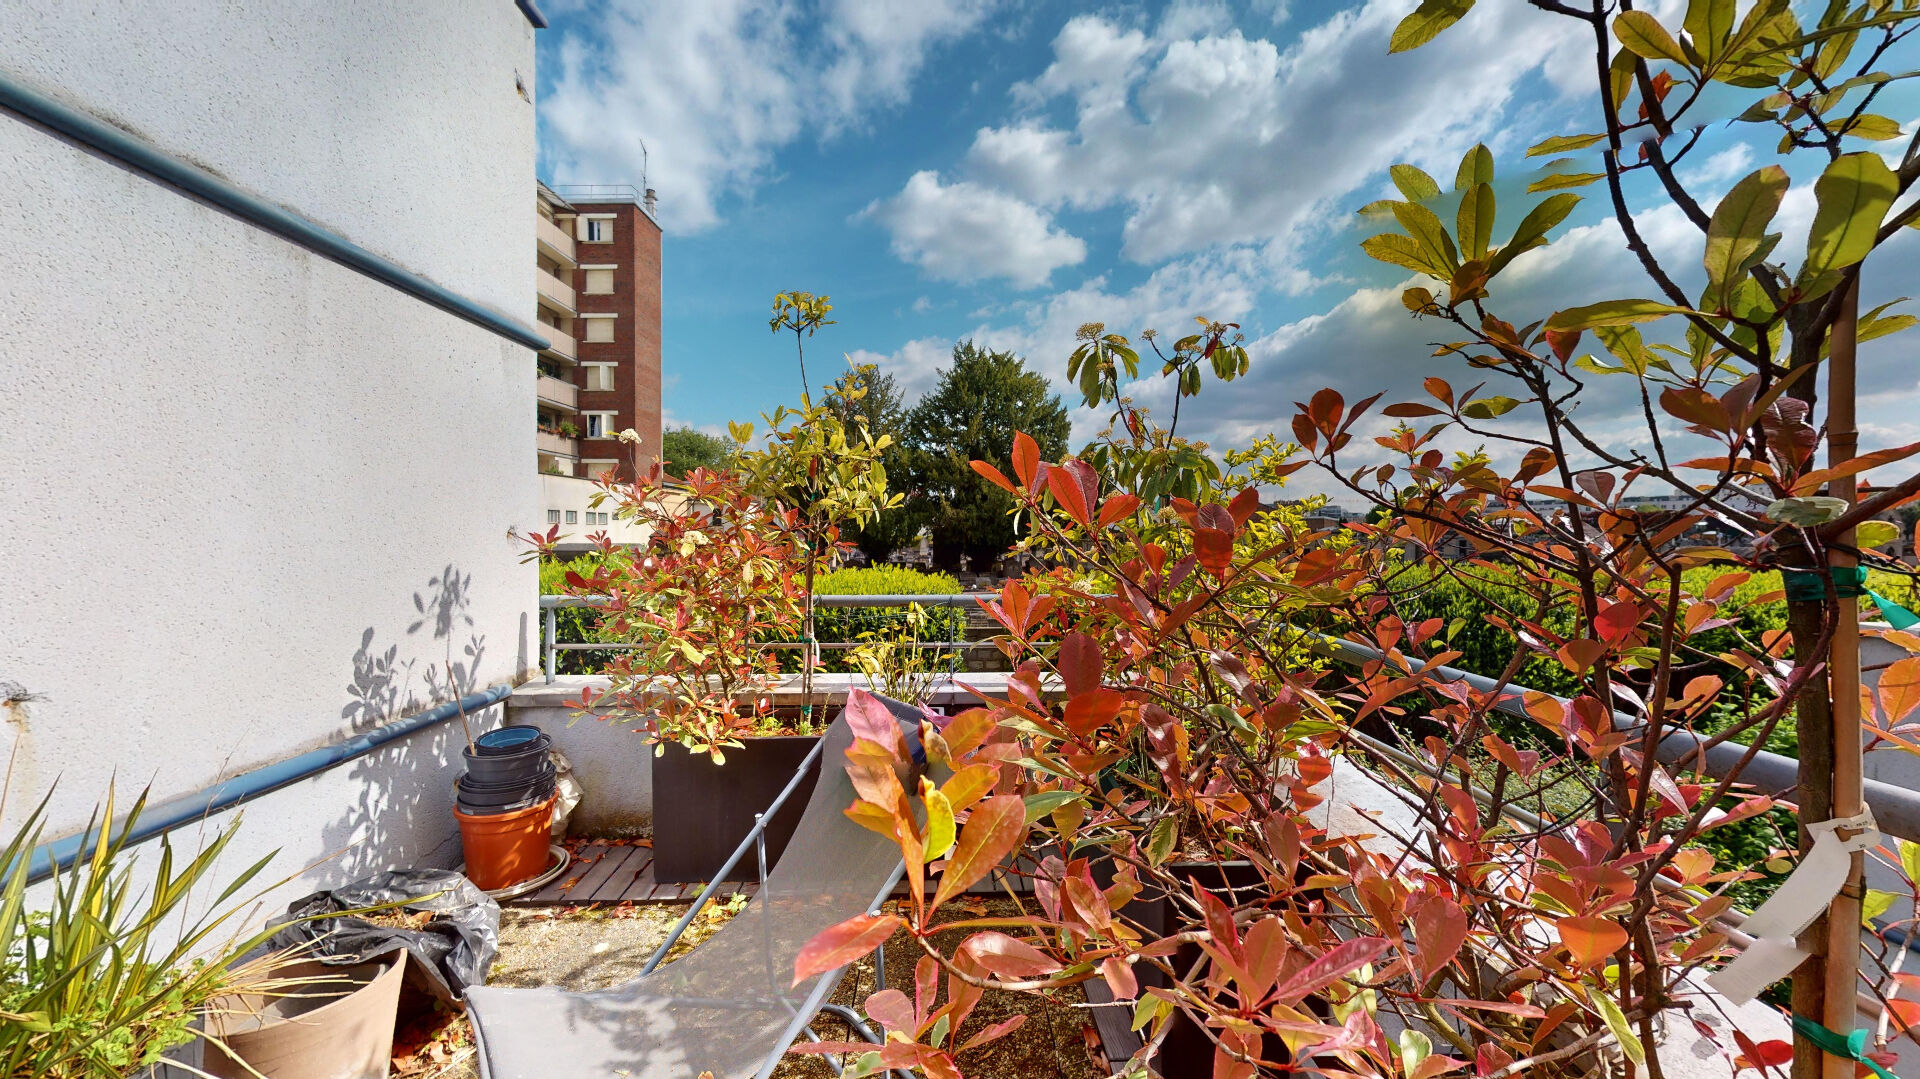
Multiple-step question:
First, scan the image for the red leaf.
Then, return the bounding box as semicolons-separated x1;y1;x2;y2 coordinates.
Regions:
864;987;915;1032
1057;631;1103;697
1063;688;1125;737
1012;432;1040;488
1408;893;1468;982
1227;486;1262;528
1544;327;1581;361
958;931;1062;978
1045;464;1093;527
845;688;909;756
1194;528;1234;579
932;794;1027;909
969;459;1017;494
1556;916;1627;967
1272;936;1390;1003
1096;493;1141;528
958;1014;1026;1052
794;913;903;984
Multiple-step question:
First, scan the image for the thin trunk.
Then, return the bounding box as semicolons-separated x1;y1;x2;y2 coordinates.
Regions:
1789;568;1835;1079
1821;280;1864;1079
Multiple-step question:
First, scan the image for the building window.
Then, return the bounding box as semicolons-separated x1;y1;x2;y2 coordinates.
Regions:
547;509;561;525
565;510;578;524
584;317;615;344
583;459;618;479
585;412;617;439
584;218;613;242
584;268;615;294
585;364;615;391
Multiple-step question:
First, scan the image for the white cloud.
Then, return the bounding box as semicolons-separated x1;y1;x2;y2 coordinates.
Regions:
964;3;1588;265
846;336;955;399
539;0;1000;231
860;171;1087;287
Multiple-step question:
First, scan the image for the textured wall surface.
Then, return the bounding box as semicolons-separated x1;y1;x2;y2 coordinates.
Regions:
0;1;539;906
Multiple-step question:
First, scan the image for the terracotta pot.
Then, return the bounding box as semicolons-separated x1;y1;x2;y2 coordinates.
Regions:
203;955;404;1079
455;791;557;890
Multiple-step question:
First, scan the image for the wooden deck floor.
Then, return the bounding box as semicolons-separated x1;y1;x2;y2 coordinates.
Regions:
514;840;761;905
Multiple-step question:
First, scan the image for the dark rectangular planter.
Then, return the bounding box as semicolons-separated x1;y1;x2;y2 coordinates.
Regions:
1086;860;1287;1079
651;734;821;883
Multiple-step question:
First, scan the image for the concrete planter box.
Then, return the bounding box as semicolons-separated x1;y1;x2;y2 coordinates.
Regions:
651;734;821;884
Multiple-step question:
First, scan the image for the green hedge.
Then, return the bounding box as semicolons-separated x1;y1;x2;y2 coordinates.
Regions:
542;558;969;676
798;566;967;674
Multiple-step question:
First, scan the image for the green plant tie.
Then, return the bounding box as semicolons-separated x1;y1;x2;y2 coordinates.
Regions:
1778;567;1920;629
1789;1015;1897;1079
1782;567;1870;601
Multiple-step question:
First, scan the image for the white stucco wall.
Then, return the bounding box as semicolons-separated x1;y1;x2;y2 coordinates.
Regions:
0;0;539;910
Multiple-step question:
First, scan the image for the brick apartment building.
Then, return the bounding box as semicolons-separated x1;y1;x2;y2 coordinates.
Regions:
531;182;662;547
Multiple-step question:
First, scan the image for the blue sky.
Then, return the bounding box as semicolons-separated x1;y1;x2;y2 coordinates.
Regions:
534;0;1920;503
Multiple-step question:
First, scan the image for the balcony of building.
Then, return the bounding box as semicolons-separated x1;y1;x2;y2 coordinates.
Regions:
536;266;575;316
537;427;578;465
537;373;578;412
537;213;576;267
539;322;576;363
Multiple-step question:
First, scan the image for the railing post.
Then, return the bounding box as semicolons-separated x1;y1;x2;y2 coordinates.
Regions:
755;812;768;887
544;605;557;685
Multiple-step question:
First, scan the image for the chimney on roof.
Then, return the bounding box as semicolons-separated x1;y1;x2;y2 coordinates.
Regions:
644;188;657;216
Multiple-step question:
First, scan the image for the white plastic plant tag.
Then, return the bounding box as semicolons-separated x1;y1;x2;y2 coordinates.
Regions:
1707;809;1878;1005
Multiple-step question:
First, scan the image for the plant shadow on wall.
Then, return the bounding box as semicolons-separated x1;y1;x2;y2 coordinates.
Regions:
317;565;492;886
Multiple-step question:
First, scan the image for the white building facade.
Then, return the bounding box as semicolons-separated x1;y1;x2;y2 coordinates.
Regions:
0;2;544;903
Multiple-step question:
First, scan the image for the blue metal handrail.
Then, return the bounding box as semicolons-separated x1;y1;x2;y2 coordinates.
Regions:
23;683;514;884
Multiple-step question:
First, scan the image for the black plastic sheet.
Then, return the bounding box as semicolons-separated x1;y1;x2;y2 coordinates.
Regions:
271;868;499;1005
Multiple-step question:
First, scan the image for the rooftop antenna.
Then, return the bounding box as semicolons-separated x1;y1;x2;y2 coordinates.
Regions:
638;137;657;218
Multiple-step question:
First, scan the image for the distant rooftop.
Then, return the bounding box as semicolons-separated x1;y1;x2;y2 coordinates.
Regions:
552;184;659;225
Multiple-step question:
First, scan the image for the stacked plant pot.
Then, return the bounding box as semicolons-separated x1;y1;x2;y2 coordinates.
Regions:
453;725;557;890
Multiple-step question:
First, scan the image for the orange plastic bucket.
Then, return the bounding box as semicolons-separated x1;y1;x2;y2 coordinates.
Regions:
455;792;556;890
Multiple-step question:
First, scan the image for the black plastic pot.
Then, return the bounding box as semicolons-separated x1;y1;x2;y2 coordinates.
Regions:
455;766;555;815
474;725;550;756
462;740;550;786
651;735;821;883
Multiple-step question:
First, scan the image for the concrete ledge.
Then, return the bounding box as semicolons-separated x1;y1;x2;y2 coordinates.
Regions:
511;672;1059;711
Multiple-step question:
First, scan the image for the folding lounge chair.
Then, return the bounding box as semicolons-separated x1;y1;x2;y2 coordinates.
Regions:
465;696;925;1079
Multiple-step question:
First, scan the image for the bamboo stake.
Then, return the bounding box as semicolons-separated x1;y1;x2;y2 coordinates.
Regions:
1822;277;1864;1079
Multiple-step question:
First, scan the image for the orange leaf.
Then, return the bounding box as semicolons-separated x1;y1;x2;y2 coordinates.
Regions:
1409;893;1468;981
958;931;1062;978
1879;657;1920;724
1011;432;1041;488
1194;528;1234;579
1096;493;1141;528
794;913;903;984
1557;915;1627;967
932;794;1026;910
969;459;1017;494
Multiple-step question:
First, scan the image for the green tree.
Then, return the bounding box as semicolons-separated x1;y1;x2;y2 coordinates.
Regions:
902;342;1069;573
829;363;922;562
658;426;735;477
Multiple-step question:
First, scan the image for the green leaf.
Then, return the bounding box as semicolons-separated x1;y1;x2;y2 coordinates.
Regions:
1487;192;1580;276
1023;790;1083;824
1702;165;1789;314
1594;325;1653;376
1545;299;1699;332
1391;201;1460;275
1390;0;1476;53
1390;164;1441;202
1526;133;1606;156
1685;0;1736;67
1863;888;1900;924
1144;816;1177;867
1800;151;1899;295
1528;171;1605;193
1859;298;1917;343
1900;838;1920;885
1838;114;1906;141
1461;396;1521;419
1588;986;1646;1066
1455;144;1494;190
1456;182;1496;262
1361;232;1450;278
1858;520;1901;549
1615;10;1692;65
